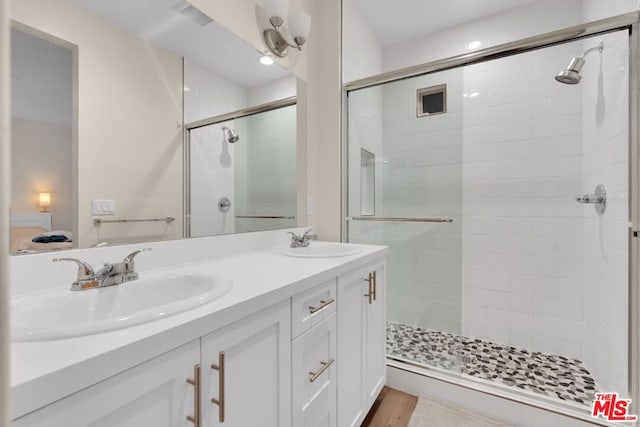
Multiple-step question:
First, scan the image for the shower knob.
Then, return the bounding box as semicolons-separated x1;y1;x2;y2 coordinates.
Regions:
575;184;606;214
218;197;231;212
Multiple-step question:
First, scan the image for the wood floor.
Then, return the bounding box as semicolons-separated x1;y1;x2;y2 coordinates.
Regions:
361;387;418;427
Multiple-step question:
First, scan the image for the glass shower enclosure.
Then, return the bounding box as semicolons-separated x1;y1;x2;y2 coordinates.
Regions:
346;24;635;416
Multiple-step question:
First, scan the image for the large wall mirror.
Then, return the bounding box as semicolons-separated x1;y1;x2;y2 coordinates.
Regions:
9;0;302;255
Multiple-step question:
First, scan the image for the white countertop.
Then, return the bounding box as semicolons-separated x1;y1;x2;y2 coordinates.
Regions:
11;241;387;419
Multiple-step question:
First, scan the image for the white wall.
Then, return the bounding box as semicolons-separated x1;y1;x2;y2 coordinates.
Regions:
0;0;10;423
383;0;584;73
580;29;629;395
11;119;73;231
342;0;383;83
10;28;73;233
247;76;297;107
12;0;184;248
582;0;638;21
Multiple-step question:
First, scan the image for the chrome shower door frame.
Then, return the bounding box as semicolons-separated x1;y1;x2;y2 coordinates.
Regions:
342;11;640;424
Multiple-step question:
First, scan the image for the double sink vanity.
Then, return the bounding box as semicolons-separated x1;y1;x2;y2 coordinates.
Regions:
8;229;387;427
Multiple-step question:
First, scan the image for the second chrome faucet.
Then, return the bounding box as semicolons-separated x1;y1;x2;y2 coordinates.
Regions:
53;248;151;291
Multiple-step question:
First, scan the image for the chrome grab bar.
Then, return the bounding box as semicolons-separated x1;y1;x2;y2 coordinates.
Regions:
93;217;175;225
235;215;296;220
349;216;453;223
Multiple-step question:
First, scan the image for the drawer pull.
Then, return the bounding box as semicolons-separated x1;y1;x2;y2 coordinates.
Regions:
211;352;226;423
308;298;335;314
309;358;335;383
186;364;201;427
364;272;373;304
372;270;377;301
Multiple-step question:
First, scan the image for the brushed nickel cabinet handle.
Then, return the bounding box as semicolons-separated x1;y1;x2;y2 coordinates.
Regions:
309;358;335;383
364;272;373;304
186;364;201;427
309;298;335;314
211;352;226;423
373;270;377;302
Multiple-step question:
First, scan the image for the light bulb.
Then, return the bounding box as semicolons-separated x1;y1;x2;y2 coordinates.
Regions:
260;55;274;65
264;0;288;19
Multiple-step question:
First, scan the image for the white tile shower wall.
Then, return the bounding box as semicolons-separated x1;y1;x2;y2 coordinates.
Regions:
461;42;586;359
580;30;629;394
189;121;240;237
234;106;297;233
380;71;464;335
185;59;247;237
347;85;385;248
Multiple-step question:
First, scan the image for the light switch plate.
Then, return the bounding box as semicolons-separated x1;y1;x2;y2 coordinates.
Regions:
92;199;116;215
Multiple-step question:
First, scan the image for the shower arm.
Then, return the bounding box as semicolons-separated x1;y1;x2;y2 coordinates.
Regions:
581;42;604;58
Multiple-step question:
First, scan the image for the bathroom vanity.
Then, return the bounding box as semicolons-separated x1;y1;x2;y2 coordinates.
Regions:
9;230;387;427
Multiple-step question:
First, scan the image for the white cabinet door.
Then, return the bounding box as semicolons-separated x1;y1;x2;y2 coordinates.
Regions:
200;300;291;427
336;266;367;427
292;313;337;427
13;340;200;427
364;262;386;406
337;260;386;427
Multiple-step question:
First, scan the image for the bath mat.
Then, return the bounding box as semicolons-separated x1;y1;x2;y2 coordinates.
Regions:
407;397;512;427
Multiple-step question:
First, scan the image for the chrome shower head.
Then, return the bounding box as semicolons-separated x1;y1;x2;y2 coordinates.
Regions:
555;42;603;85
555;57;585;85
222;126;239;143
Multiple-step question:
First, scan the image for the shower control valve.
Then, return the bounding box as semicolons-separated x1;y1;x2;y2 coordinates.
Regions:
575;184;606;214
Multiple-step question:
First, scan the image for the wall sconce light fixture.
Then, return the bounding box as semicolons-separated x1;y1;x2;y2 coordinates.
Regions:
39;192;51;212
263;0;311;58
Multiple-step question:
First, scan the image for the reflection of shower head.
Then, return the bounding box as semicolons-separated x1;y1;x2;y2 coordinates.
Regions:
555;42;604;85
222;126;239;143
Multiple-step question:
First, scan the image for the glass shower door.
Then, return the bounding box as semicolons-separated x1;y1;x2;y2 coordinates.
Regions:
347;68;465;374
346;29;632;411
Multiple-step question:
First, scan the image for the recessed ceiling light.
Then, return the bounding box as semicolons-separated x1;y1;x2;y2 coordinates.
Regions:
467;40;482;50
260;55;274;65
183;86;191;92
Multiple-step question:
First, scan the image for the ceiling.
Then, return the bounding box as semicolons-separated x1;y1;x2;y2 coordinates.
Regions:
353;0;539;46
71;0;291;88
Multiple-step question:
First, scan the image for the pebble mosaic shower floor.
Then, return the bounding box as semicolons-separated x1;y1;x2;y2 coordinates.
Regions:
386;322;598;406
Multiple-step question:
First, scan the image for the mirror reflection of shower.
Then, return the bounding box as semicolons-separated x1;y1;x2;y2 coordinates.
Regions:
555;41;604;84
222;125;239;143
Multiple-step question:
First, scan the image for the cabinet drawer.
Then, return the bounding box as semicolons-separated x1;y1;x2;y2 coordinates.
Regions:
291;279;337;338
292;314;337;427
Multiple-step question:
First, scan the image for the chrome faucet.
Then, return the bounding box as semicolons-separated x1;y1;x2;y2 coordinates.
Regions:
287;229;316;248
53;248;151;291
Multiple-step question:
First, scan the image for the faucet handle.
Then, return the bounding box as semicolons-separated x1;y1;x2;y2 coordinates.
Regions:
123;248;152;264
52;257;95;280
122;248;151;275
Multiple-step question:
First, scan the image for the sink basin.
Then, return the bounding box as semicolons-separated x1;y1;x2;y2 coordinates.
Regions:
280;243;361;258
11;271;233;341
